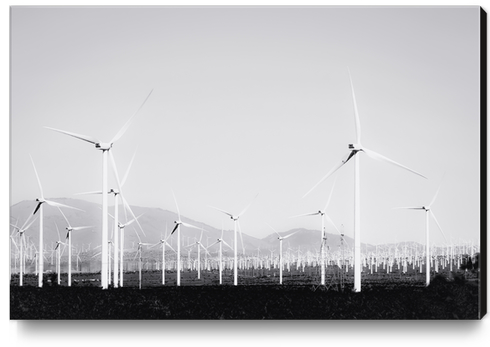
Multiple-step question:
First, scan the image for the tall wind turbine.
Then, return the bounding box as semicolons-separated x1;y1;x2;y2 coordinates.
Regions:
77;149;139;288
303;71;426;292
266;224;298;285
57;207;92;287
170;191;201;286
394;179;447;286
45;89;152;289
209;194;258;286
28;156;83;288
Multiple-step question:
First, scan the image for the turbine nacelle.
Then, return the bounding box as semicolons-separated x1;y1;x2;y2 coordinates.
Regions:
95;142;113;151
348;143;363;151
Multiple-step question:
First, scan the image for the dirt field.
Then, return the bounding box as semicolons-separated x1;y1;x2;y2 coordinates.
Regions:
10;265;482;319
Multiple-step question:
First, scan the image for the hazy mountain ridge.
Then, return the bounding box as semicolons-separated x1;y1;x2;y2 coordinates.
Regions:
10;198;397;255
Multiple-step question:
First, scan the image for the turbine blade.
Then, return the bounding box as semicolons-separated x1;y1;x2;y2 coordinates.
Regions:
208;205;233;218
57;206;71;228
324;213;341;235
238;193;259;217
45;199;84;212
110;89;153;144
347;68;362;144
392;206;425;210
266;223;281;238
44;126;99;145
55;222;61;241
207;241;219;249
283;230;299;239
324;176;338;212
361;147;427;179
21;213;39;232
303;151;354;199
290;211;321;218
109;151;123;195
430;210;448;243
121;196;146;237
429;178;445;207
74;190;104;195
32;202;43;216
29;155;44;198
181;222;201;230
171;190;181;220
72;226;92;231
121;149;137;187
222;240;234;251
171;224;179;235
166;243;177;253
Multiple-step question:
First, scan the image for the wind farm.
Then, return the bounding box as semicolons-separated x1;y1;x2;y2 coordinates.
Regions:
9;7;483;320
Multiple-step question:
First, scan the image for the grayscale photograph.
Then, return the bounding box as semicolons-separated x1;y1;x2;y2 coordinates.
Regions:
9;6;484;321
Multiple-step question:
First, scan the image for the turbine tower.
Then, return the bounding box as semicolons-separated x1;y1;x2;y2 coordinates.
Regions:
45;89;152;289
303;70;426;292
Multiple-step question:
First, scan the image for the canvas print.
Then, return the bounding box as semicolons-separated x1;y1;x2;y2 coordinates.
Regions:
9;6;485;319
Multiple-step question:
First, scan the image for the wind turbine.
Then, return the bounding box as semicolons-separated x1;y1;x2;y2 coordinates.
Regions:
292;178;340;285
57;207;92;287
303;70;426;292
45;89;152;289
108;209;145;288
266;224;298;285
53;222;67;285
27;155;83;288
170;191;201;286
10;215;38;286
394;179;447;286
185;227;209;280
207;223;234;285
132;234;152;290
77;149;139;288
149;229;176;285
209;194;258;286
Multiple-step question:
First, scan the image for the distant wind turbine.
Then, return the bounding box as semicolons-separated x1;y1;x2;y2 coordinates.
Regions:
207;223;234;285
303;70;426;292
209;193;258;286
45;89;153;289
292;178;340;285
27;155;83;288
10;215;38;286
394;179;447;286
57;207;92;287
171;191;201;286
266;224;298;285
185;227;209;280
149;228;176;285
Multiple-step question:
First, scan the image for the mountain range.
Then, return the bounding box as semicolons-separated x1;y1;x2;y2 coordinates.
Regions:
10;197;413;256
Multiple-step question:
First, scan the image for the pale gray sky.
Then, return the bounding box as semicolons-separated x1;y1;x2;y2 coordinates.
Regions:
10;6;481;247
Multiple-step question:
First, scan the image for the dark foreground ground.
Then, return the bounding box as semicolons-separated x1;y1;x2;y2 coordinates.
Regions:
10;275;481;319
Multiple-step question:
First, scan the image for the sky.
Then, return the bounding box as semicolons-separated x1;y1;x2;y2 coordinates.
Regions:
9;6;481;247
